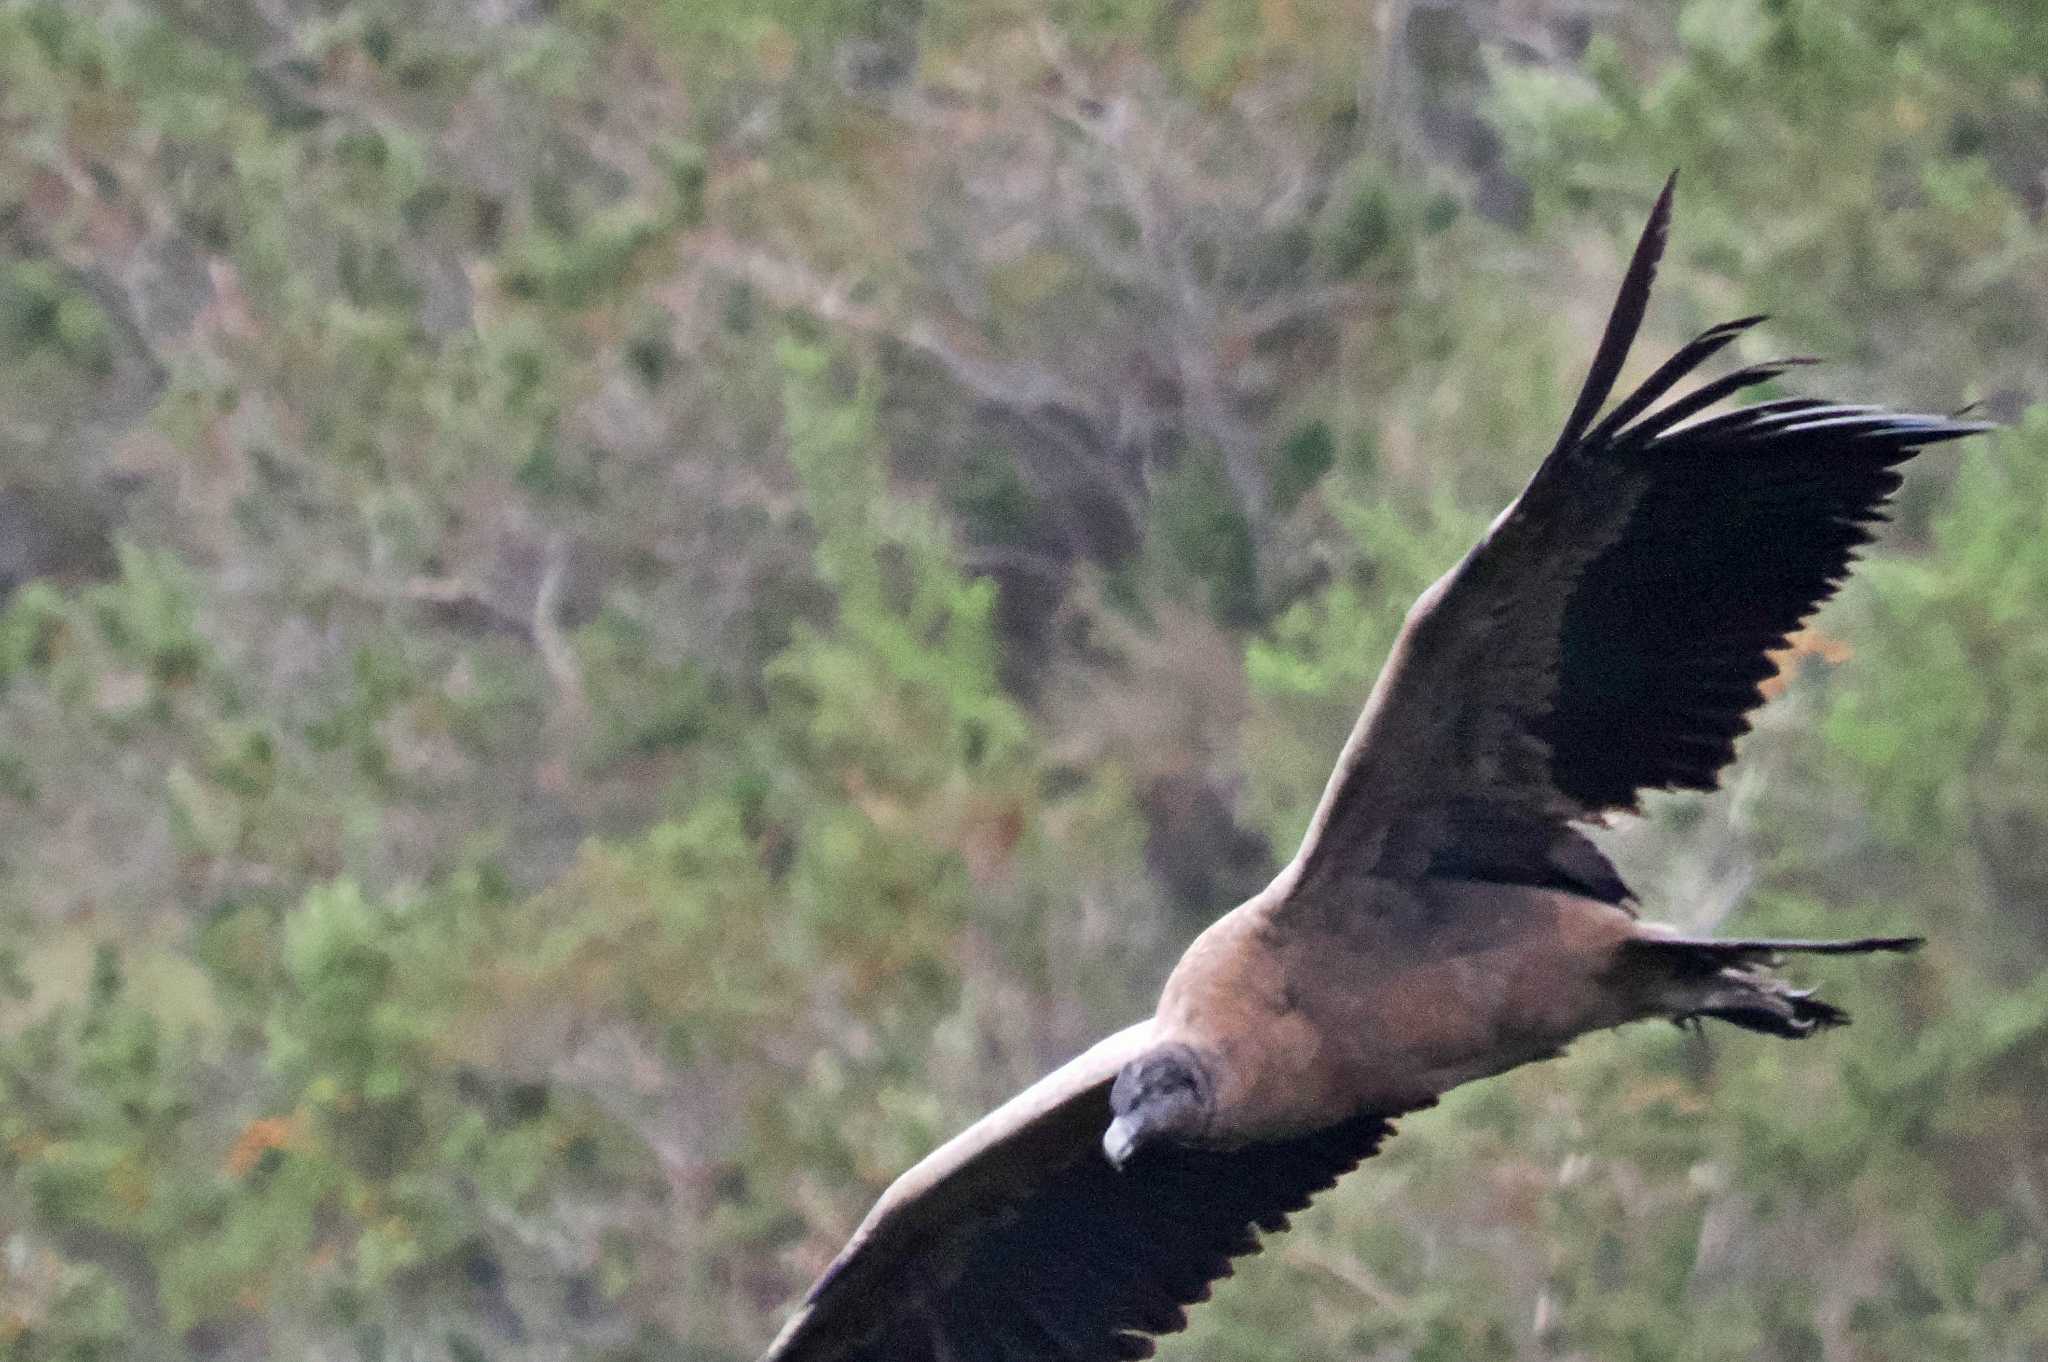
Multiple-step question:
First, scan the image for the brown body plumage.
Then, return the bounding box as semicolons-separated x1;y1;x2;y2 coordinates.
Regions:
1151;879;1640;1142
761;177;1986;1362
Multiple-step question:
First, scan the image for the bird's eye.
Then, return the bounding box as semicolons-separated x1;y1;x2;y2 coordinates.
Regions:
1149;1064;1193;1097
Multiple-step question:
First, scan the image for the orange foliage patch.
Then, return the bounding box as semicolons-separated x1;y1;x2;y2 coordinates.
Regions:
226;1114;303;1177
1759;627;1853;700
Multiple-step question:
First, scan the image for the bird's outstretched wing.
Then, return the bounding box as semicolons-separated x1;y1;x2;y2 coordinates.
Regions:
1280;175;1989;910
763;1021;1414;1362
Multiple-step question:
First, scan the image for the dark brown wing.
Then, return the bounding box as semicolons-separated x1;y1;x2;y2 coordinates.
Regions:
764;1022;1416;1362
1278;174;1988;911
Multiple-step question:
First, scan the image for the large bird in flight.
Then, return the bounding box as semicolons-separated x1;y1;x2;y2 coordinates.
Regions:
761;177;1986;1362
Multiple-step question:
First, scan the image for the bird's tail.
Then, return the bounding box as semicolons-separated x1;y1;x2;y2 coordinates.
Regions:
1619;933;1922;1038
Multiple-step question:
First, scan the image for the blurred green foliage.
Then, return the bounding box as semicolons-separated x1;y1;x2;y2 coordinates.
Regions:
0;0;2043;1358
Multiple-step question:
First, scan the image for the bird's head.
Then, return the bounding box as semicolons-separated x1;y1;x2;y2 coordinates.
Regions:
1103;1043;1215;1170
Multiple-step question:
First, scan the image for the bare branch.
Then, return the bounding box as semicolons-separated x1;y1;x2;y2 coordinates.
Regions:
1278;1241;1409;1312
534;531;589;725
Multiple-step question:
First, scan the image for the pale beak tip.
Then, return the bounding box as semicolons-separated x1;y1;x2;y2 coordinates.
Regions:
1102;1117;1138;1170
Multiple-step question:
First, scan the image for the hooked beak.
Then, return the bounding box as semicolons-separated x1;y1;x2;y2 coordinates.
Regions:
1102;1115;1140;1170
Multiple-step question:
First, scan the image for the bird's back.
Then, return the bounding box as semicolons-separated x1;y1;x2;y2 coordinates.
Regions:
1155;878;1643;1139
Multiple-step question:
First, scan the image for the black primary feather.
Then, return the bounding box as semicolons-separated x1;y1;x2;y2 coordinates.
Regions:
818;1106;1419;1362
1509;174;1989;812
1535;374;1986;811
1545;171;1678;463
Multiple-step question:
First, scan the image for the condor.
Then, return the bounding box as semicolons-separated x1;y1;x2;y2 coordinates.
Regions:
762;176;1986;1362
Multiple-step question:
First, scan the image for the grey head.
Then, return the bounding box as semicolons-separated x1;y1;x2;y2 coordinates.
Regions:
1102;1043;1215;1170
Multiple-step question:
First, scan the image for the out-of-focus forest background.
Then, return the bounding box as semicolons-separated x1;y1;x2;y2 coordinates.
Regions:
2;0;2047;1358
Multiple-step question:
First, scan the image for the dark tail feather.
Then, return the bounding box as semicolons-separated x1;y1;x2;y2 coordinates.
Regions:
1627;933;1921;971
1623;934;1922;1039
1696;988;1850;1039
